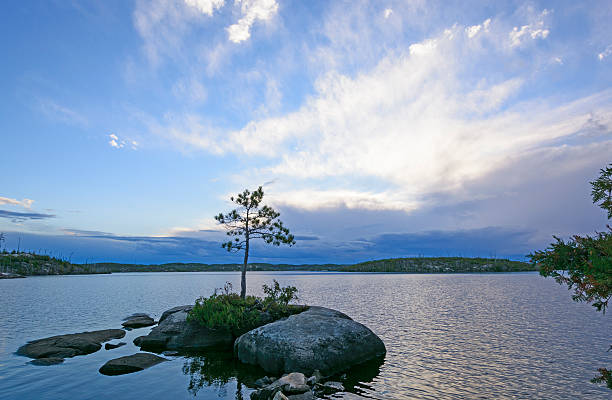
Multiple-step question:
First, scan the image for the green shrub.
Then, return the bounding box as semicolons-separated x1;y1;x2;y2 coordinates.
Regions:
187;280;303;336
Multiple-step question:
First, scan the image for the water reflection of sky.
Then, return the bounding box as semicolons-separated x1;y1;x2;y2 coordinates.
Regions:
1;272;611;399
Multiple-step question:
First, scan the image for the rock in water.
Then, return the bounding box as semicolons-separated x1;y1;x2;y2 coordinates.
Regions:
105;342;127;350
121;315;155;328
17;329;126;360
235;307;385;377
319;381;344;393
122;313;151;321
134;305;233;351
272;392;289;400
251;373;309;399
0;272;25;279
286;391;314;400
29;357;64;366
99;353;168;375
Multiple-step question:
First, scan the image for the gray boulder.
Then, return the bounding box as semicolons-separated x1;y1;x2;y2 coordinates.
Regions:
134;305;233;351
99;353;168;375
122;315;155;328
235;307;385;377
122;313;150;320
17;329;126;360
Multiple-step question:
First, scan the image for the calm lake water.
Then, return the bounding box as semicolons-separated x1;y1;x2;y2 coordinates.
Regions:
1;272;611;399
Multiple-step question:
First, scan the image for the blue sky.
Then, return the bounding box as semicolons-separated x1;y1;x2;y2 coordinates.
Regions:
0;0;610;264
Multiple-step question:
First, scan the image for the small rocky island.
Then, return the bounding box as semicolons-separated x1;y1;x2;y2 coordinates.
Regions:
16;282;386;399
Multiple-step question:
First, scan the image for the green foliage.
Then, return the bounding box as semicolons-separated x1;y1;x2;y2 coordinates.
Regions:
529;163;612;389
0;252;104;275
592;367;612;389
591;164;612;219
215;186;295;253
530;231;612;312
262;279;299;305
215;186;295;298
187;281;303;336
341;257;533;273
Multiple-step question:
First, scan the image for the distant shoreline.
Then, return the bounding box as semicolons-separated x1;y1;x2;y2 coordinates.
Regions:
1;253;536;277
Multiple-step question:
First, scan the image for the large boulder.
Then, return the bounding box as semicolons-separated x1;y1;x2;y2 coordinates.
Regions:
134;305;233;351
234;307;385;377
17;329;126;361
99;353;168;375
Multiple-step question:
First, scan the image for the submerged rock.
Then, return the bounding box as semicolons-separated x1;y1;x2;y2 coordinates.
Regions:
318;381;344;393
306;370;322;386
99;353;168;376
29;357;64;366
235;306;385;377
17;329;126;361
285;391;314;400
122;315;155;329
105;342;126;350
254;376;275;388
134;305;233;351
272;392;289;400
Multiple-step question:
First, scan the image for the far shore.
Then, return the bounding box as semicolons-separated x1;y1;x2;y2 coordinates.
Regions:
1;253;536;277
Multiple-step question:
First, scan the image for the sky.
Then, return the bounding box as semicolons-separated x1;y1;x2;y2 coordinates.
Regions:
0;0;611;265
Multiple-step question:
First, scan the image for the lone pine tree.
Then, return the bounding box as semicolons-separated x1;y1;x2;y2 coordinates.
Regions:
215;186;295;299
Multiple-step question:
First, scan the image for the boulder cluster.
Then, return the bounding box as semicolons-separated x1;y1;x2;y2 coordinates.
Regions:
251;371;346;400
17;305;386;399
16;329;127;365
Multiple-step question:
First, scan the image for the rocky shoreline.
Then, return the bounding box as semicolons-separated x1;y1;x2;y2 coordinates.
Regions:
16;305;386;399
0;272;25;279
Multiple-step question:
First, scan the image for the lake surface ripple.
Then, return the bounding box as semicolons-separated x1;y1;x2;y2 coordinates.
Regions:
1;272;611;399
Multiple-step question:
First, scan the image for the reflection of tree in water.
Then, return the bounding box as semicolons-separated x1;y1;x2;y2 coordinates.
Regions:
182;350;263;398
183;351;385;399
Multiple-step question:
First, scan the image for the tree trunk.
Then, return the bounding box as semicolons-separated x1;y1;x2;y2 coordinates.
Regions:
241;238;249;299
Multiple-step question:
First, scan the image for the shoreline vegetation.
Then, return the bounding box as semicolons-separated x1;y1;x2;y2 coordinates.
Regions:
1;252;536;277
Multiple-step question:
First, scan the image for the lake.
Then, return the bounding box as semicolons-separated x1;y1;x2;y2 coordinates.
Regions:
1;272;611;399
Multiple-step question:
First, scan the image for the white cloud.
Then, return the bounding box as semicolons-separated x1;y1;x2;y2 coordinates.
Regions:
227;0;279;43
184;0;224;16
172;77;207;102
108;133;138;150
599;44;612;60
466;18;490;38
141;11;612;213
268;189;420;212
37;98;87;126
384;8;393;19
0;197;34;209
509;9;550;48
109;133;123;148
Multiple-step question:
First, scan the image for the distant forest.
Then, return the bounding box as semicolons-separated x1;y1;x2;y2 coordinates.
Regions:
1;252;535;276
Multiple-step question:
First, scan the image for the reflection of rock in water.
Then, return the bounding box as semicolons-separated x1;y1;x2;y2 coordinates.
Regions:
182;350;265;397
331;355;385;397
183;351;385;399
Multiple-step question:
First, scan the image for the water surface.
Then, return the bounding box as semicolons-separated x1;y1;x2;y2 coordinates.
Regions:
1;272;611;399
